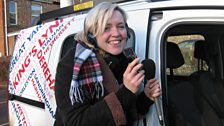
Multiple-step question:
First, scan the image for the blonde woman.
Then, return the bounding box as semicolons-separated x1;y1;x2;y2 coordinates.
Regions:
54;2;160;126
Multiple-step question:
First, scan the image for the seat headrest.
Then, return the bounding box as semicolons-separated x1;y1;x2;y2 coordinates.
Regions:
194;40;208;62
167;42;185;69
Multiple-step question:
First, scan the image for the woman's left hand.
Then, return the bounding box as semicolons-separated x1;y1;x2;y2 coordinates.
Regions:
144;78;161;101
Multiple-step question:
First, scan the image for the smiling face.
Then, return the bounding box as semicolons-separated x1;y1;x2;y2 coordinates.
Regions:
96;10;128;55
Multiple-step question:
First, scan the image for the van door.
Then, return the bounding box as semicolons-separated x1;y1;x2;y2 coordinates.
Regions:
123;5;164;126
147;7;224;126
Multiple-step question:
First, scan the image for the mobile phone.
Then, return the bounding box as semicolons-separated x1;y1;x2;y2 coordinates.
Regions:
123;48;143;72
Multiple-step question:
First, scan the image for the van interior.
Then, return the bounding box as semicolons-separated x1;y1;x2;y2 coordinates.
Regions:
165;24;224;126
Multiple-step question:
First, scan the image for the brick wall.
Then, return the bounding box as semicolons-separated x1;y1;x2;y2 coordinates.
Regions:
7;0;60;33
5;0;60;56
0;55;10;85
8;36;15;55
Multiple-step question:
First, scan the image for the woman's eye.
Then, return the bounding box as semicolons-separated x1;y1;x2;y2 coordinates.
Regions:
118;25;124;28
104;26;111;31
105;27;110;32
104;25;125;32
118;25;125;29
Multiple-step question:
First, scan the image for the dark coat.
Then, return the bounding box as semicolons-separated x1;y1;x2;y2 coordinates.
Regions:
54;43;154;126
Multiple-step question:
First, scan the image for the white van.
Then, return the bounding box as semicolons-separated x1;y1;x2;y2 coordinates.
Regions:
8;0;224;126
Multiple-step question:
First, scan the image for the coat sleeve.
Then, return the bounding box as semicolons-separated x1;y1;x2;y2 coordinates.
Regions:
136;91;154;115
54;47;135;126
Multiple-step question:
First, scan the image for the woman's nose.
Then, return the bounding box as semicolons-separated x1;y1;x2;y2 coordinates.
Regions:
111;27;121;37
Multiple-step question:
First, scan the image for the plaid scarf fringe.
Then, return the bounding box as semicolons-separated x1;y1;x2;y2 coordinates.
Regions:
70;43;104;105
70;81;104;104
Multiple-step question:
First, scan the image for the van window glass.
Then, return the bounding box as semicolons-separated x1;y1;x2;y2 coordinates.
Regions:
166;35;207;76
60;34;77;59
165;24;224;126
125;28;136;51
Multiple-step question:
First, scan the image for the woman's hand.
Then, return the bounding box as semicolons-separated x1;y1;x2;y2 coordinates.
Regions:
144;78;161;101
123;58;145;93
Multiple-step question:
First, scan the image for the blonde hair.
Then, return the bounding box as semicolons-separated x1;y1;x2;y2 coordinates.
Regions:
75;2;127;48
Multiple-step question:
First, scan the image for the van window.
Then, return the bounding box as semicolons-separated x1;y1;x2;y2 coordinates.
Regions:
167;35;207;76
60;34;77;59
126;28;136;50
164;23;224;126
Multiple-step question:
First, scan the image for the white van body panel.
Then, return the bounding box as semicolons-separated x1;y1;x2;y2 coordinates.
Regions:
125;9;150;61
8;16;88;126
8;100;46;126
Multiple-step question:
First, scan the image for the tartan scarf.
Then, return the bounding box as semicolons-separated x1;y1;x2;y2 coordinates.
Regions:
70;42;104;105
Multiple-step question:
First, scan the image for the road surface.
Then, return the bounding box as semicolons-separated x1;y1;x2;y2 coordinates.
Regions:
0;85;9;126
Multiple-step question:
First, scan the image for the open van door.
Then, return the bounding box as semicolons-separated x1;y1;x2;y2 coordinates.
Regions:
147;1;224;125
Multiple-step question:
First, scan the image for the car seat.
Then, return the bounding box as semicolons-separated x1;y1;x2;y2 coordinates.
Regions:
190;40;224;126
167;42;205;126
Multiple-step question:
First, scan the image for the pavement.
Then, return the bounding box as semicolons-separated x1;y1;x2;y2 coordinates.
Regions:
0;82;9;126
